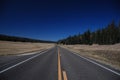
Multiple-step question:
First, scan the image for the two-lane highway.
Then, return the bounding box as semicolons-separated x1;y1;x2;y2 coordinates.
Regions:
0;46;120;80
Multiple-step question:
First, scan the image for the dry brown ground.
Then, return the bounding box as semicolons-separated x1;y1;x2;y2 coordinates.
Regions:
61;44;120;70
0;41;55;55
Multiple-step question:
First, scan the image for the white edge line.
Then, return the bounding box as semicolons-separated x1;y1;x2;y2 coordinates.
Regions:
61;47;120;76
71;51;120;76
17;52;39;56
0;50;46;68
0;49;50;74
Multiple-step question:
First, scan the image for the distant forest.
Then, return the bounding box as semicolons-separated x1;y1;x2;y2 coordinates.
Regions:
58;21;120;45
0;34;55;43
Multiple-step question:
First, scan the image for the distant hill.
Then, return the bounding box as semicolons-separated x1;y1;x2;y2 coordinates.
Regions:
0;34;56;43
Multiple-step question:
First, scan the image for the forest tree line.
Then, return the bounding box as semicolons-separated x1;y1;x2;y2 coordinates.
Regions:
0;34;55;43
58;21;120;45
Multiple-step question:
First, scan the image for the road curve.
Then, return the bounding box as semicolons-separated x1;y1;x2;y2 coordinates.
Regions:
0;46;120;80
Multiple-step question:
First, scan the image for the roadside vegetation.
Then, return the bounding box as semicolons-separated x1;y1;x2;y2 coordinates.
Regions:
58;20;120;70
61;44;120;70
0;41;54;56
58;21;120;45
0;34;55;55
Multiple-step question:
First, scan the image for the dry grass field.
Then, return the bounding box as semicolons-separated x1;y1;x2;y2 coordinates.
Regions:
0;41;55;55
61;44;120;70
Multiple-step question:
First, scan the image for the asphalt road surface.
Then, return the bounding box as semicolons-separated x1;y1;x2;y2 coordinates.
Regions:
0;46;120;80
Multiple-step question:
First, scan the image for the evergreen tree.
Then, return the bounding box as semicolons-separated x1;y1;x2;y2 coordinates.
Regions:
118;22;120;43
58;20;120;45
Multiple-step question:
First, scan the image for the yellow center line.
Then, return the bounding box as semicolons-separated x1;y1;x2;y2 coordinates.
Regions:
58;47;68;80
58;48;62;80
63;71;68;80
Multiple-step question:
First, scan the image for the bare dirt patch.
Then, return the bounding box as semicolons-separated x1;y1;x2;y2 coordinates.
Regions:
61;44;120;70
0;41;55;55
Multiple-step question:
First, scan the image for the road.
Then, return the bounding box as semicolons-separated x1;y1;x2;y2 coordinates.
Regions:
0;46;120;80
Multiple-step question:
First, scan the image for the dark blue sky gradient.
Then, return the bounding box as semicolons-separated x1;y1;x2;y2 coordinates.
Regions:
0;0;120;41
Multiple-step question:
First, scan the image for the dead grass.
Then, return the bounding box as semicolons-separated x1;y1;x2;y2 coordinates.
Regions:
0;41;55;55
61;44;120;70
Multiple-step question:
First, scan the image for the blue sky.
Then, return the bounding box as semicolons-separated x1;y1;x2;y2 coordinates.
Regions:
0;0;120;41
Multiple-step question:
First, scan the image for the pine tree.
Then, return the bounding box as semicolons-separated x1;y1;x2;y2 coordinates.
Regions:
118;22;120;43
58;20;120;45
